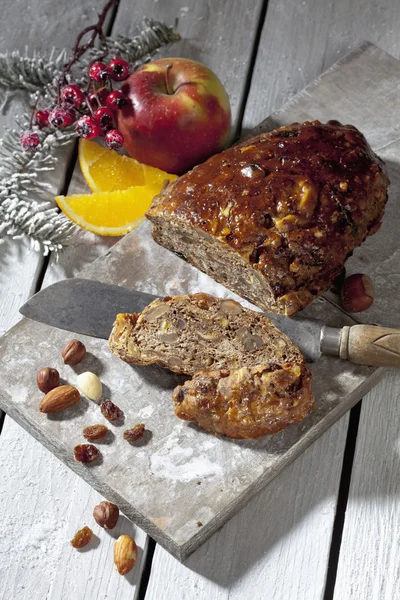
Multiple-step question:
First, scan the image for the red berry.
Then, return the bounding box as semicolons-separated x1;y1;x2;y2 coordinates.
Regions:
75;115;101;140
61;84;85;108
34;109;51;128
98;88;110;105
87;92;99;109
107;58;130;82
94;107;115;131
106;90;128;111
105;129;124;150
89;61;107;83
49;106;75;129
20;130;40;151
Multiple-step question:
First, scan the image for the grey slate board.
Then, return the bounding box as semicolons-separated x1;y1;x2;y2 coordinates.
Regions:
0;43;397;561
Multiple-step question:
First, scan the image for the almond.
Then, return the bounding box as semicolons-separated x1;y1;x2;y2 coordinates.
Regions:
40;385;80;413
114;535;137;575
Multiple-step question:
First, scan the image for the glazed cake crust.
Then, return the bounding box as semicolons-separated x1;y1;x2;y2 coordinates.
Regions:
146;120;389;315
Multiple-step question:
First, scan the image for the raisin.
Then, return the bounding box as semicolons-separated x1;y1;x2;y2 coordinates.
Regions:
83;424;109;440
71;526;93;548
74;444;100;463
123;424;145;442
100;399;122;422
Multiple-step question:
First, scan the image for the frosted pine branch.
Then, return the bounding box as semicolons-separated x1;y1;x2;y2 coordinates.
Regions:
0;47;67;95
0;18;179;99
0;121;79;251
0;17;179;252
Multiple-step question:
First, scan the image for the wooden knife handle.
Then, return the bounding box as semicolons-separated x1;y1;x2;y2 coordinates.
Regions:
339;325;400;368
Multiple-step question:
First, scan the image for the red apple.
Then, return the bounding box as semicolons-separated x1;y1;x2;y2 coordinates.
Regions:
117;57;231;174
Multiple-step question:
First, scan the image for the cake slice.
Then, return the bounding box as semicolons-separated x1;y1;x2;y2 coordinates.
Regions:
109;292;305;375
173;362;314;439
109;292;314;439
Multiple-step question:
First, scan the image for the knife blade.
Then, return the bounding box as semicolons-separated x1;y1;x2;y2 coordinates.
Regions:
19;278;400;367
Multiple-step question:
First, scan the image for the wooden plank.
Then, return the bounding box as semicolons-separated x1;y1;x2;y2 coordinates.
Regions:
28;0;267;595
243;0;400;129
147;0;400;594
113;0;265;137
240;2;400;598
0;420;148;600
145;419;348;600
0;2;136;599
333;370;400;600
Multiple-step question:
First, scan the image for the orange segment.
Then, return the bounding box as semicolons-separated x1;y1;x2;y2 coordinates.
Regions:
56;183;161;236
79;139;177;193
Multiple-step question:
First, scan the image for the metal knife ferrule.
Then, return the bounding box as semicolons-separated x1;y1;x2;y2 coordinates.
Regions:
320;326;341;357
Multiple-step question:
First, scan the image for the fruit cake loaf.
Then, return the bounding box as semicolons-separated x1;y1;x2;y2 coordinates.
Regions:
108;293;305;375
146;120;389;316
173;362;313;439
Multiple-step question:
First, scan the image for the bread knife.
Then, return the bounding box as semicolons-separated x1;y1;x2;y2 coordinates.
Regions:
19;278;400;367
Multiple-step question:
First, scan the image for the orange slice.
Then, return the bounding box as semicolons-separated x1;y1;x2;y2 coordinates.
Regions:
55;183;161;236
79;138;177;193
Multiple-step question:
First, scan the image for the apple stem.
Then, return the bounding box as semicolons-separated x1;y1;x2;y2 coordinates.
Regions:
165;62;174;95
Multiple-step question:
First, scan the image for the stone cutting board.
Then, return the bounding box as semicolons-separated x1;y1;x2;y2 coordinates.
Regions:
0;43;398;561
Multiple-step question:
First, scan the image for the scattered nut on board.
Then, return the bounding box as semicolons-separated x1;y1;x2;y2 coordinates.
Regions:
39;385;80;413
77;371;102;401
83;424;109;440
61;339;86;365
37;367;60;393
123;424;145;441
114;535;137;575
74;443;100;463
93;501;119;529
71;526;93;549
341;273;374;312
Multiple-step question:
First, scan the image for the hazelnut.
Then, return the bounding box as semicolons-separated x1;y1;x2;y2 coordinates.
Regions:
93;501;119;529
37;367;60;393
61;339;86;365
341;273;374;312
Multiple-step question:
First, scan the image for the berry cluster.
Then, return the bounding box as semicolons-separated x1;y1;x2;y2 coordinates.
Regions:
21;57;131;153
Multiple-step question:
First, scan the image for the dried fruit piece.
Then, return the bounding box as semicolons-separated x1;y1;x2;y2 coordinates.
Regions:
114;535;137;575
93;501;119;529
77;371;102;401
71;526;93;548
74;444;100;463
83;424;109;440
61;339;86;365
123;424;145;442
40;385;80;413
37;367;60;393
341;273;374;313
100;399;122;422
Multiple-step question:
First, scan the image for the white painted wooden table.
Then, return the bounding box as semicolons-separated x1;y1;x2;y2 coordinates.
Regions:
0;1;399;598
